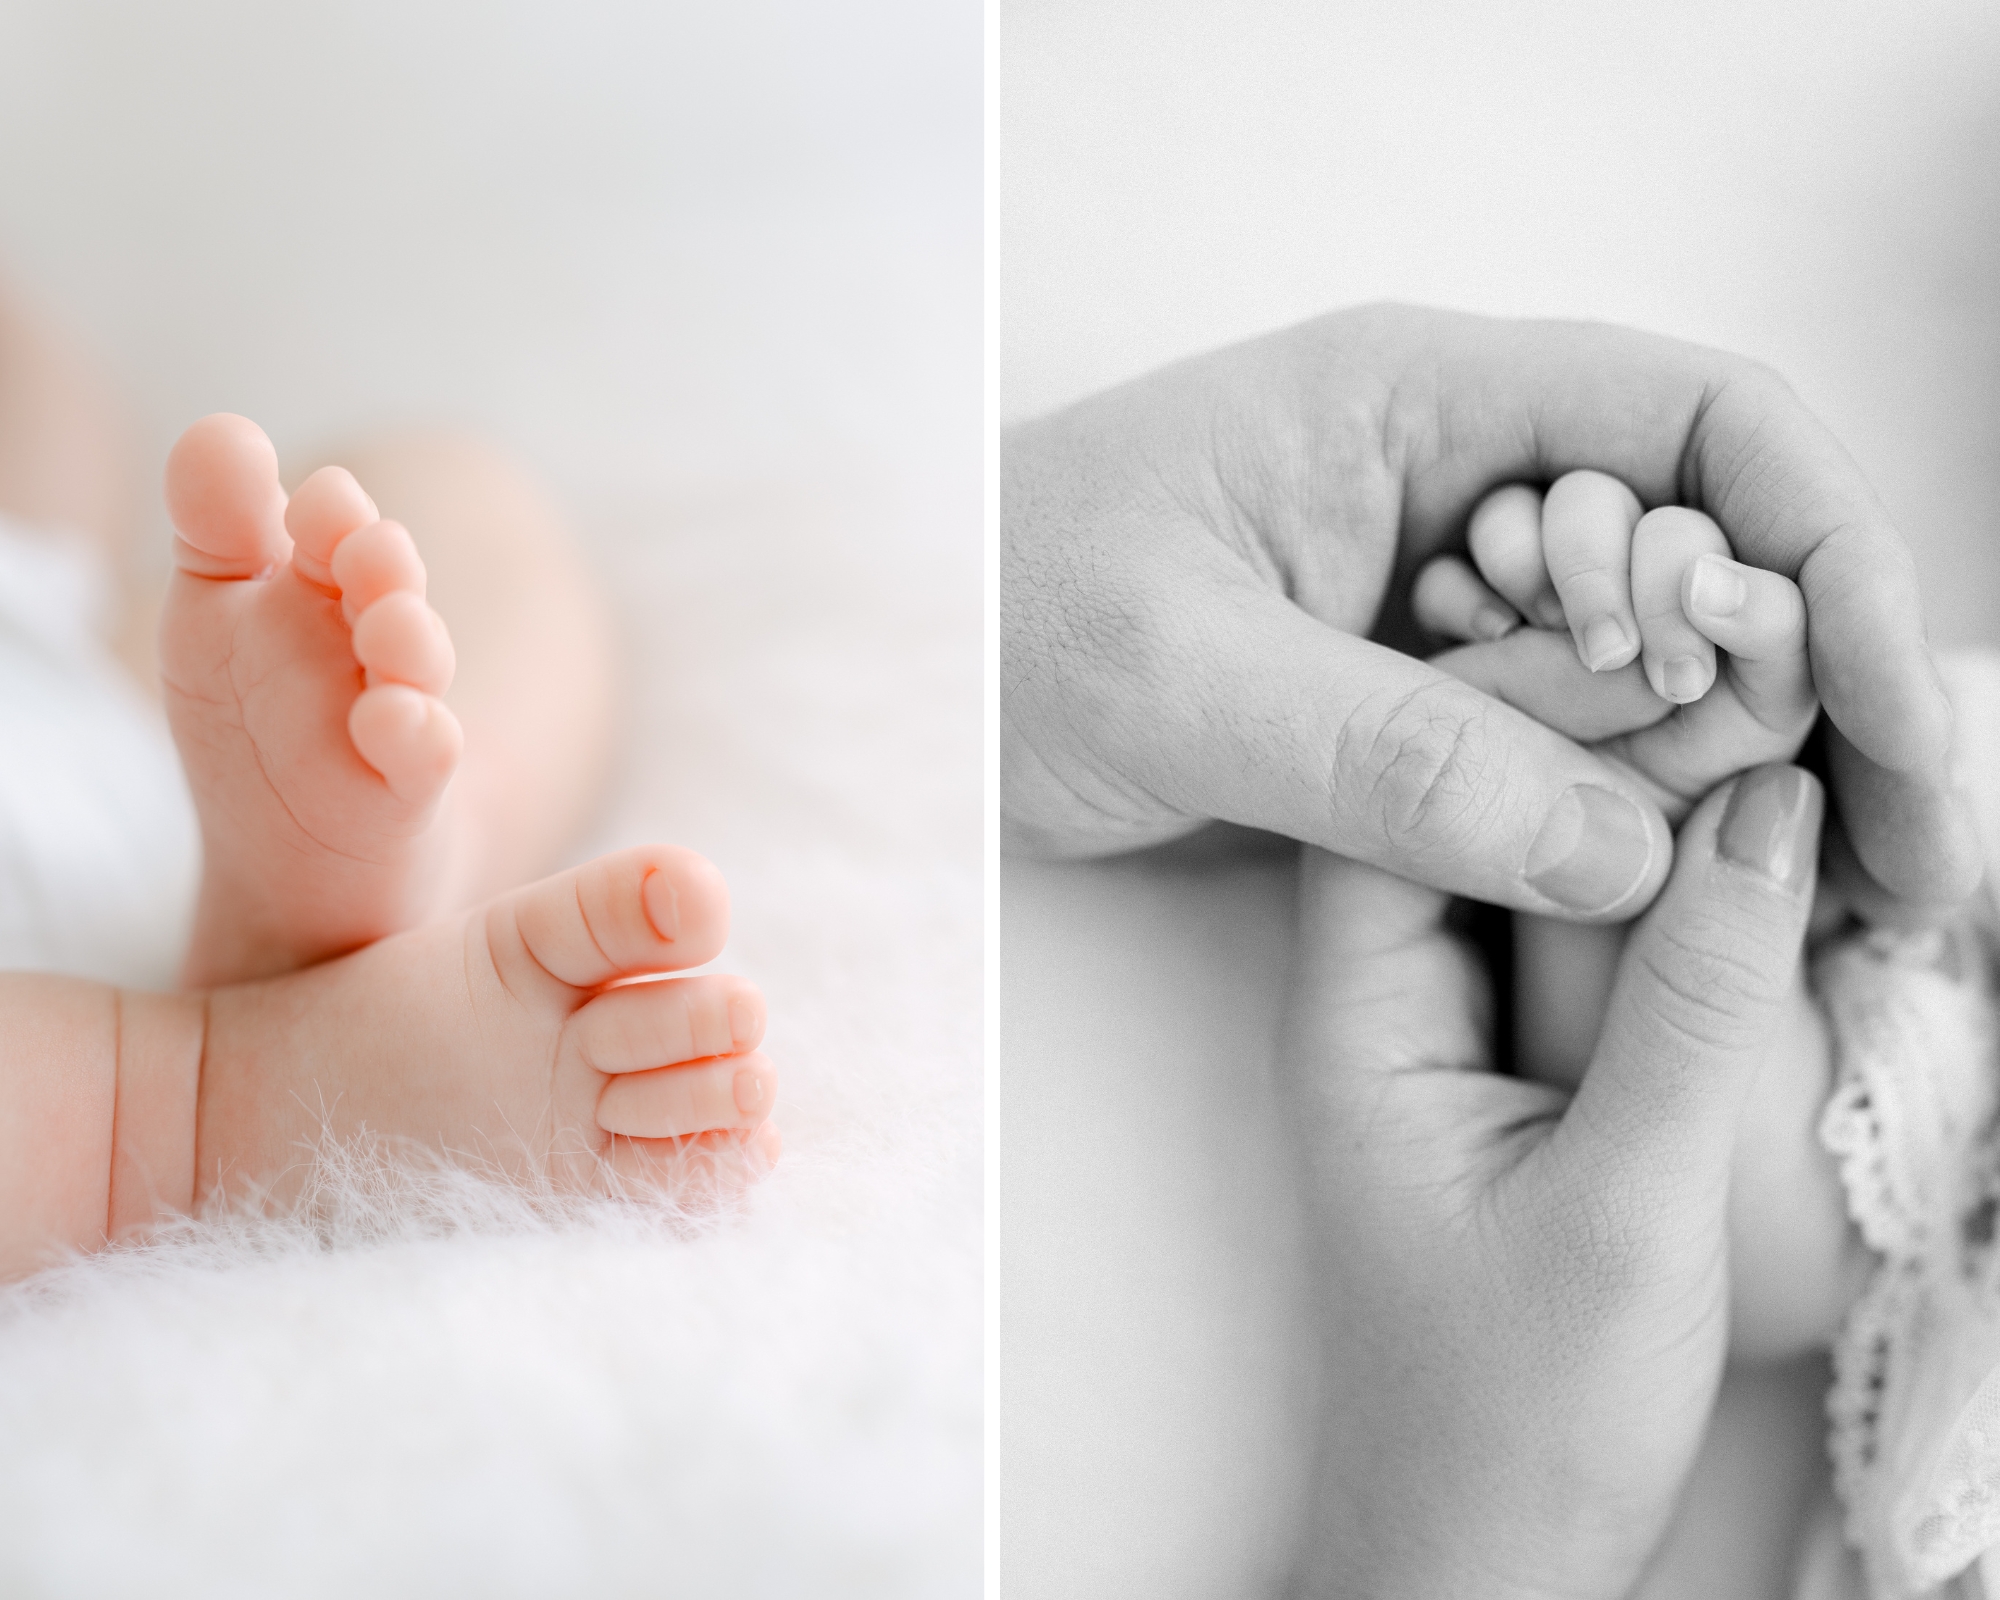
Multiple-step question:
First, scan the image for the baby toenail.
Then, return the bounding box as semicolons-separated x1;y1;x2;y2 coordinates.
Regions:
733;1064;773;1118
641;869;680;942
727;990;763;1049
1662;655;1710;702
1580;616;1630;672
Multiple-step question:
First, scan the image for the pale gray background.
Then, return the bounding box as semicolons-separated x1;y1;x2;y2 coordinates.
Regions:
1003;2;2000;1596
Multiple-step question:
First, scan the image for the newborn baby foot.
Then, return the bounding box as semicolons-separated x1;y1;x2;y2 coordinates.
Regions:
197;843;781;1207
161;414;466;986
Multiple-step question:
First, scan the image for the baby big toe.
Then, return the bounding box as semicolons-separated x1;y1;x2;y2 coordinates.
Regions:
348;684;463;805
508;846;731;990
165;414;292;577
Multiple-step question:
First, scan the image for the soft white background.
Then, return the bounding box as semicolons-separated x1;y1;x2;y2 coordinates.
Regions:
1003;2;2000;1596
0;3;980;1595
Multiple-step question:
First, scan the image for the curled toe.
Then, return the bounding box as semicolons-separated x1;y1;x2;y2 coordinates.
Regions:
353;591;456;696
348;684;463;805
286;466;379;587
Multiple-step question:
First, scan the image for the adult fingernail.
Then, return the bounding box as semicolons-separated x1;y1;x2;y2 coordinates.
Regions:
1687;555;1747;620
1580;616;1631;672
1662;655;1710;702
1717;765;1821;894
733;1062;775;1118
1525;785;1655;913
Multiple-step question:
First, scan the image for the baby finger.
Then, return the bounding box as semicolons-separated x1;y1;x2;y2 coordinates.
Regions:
1468;483;1564;629
1542;470;1643;673
1631;506;1730;703
1412;555;1521;642
1684;554;1816;740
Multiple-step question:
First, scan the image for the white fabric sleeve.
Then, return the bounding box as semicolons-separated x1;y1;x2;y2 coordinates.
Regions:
0;514;197;988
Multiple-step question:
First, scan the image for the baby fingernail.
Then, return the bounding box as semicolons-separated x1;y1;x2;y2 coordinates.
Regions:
1717;765;1821;894
1580;616;1631;673
1662;655;1710;702
1524;784;1655;914
642;868;680;942
1688;556;1747;619
1473;603;1518;641
733;1063;775;1118
727;989;765;1049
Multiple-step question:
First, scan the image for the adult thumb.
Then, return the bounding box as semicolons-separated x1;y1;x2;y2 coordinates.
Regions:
1561;763;1824;1203
1145;585;1673;919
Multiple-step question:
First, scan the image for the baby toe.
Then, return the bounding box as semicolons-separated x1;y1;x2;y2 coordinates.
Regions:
348;684;463;805
505;845;731;990
285;466;379;588
329;518;427;626
596;1051;777;1139
567;974;764;1076
165;414;292;578
600;1123;781;1201
352;590;456;696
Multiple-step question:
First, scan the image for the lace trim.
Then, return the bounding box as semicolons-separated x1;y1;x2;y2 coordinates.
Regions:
1820;915;2000;1598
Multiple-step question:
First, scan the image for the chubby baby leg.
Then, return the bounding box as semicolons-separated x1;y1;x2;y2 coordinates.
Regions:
0;975;203;1272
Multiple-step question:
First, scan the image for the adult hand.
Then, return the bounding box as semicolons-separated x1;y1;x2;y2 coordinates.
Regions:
1278;763;1823;1597
1002;305;1978;917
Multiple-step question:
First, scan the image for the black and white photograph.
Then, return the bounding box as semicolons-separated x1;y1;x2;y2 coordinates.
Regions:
1002;3;2000;1597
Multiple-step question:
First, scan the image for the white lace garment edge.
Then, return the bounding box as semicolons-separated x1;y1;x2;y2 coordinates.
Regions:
1819;653;2000;1599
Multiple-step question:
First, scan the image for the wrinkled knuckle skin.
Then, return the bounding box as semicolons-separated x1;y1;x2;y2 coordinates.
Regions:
1630;915;1787;1056
1336;682;1493;861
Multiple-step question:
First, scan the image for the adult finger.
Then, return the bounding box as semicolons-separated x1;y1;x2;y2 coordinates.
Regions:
1558;764;1822;1205
1375;307;1969;900
1131;575;1671;919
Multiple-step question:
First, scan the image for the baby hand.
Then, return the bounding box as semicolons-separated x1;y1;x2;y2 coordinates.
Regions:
1418;473;1861;1361
1413;471;1819;822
